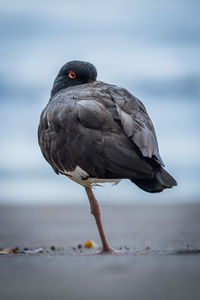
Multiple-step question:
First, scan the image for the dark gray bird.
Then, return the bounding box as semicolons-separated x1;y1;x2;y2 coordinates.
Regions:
38;60;177;254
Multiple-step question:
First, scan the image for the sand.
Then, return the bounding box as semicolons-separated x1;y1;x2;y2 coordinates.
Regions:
0;204;200;300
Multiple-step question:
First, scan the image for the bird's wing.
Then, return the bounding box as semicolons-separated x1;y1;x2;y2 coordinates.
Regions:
108;86;165;166
76;99;153;179
38;97;153;180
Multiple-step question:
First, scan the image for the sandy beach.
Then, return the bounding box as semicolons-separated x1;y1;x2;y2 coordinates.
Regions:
0;203;200;300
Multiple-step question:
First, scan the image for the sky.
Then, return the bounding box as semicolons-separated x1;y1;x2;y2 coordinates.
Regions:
0;0;200;204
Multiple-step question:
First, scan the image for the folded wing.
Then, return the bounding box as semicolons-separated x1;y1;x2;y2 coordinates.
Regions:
108;86;165;166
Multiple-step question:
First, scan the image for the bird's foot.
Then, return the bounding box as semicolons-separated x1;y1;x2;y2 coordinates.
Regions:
100;247;121;255
76;247;122;256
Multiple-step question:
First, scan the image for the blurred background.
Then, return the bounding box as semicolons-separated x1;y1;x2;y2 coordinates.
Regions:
0;0;199;205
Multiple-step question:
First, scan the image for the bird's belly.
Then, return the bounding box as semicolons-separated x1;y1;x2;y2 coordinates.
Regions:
62;165;121;187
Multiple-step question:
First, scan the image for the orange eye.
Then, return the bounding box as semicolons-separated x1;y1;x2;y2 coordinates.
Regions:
68;71;76;79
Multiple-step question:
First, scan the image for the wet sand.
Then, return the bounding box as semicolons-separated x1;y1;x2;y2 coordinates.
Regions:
0;204;200;300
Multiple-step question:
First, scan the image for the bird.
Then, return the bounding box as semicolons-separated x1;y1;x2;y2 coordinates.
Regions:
38;60;177;254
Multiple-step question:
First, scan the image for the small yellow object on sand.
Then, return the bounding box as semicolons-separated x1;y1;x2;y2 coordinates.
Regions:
83;240;98;248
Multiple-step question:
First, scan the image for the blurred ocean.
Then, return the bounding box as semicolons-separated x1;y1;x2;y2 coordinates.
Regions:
0;0;199;204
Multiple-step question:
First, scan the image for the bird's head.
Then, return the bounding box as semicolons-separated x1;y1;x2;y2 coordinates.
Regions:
51;60;97;97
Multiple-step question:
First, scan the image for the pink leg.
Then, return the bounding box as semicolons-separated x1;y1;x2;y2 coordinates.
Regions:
85;187;119;254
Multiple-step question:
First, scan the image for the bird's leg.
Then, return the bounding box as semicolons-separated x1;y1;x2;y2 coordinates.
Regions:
85;187;118;254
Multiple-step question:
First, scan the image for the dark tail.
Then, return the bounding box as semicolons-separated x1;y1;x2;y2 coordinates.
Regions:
131;167;177;193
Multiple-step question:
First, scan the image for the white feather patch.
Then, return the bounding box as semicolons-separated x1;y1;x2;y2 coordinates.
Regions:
64;166;89;180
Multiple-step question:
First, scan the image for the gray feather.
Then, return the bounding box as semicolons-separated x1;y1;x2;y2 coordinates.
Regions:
38;81;165;182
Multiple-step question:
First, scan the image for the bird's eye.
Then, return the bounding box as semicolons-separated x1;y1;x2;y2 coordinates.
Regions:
68;71;76;79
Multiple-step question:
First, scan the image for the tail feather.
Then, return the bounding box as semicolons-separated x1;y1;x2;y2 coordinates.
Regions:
131;167;177;193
